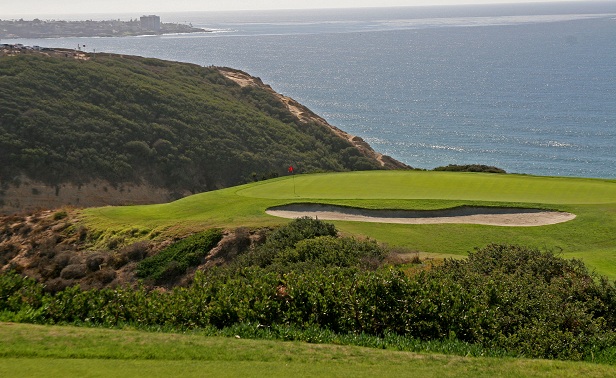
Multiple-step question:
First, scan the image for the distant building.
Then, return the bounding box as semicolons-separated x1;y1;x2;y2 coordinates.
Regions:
140;15;161;31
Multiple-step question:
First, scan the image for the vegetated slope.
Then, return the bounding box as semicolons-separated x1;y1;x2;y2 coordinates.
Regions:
0;49;407;213
3;216;616;362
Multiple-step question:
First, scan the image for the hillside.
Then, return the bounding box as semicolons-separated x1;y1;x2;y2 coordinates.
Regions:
3;170;615;291
2;168;616;365
3;213;616;363
0;48;408;214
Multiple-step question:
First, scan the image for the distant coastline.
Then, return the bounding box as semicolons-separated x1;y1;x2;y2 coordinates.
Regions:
0;17;209;39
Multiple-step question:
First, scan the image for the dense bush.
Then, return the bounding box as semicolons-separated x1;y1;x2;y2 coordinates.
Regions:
60;264;88;280
2;225;616;362
264;216;338;250
0;270;44;316
136;229;223;282
426;244;616;359
433;164;506;174
273;236;387;270
234;216;338;269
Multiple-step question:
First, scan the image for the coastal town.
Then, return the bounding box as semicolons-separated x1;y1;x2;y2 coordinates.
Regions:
0;15;208;39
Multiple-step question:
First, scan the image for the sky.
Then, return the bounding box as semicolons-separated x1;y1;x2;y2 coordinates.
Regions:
2;0;585;18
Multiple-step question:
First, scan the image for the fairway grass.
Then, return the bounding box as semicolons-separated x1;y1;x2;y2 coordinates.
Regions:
1;323;615;378
83;171;616;277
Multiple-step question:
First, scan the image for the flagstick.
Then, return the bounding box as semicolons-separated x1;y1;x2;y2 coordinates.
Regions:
292;171;297;196
289;166;297;197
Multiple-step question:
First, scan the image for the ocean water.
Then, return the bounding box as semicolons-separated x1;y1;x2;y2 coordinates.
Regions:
5;2;616;178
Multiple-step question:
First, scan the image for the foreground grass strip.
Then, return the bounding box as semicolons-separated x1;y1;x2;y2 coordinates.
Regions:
1;323;615;378
3;358;615;378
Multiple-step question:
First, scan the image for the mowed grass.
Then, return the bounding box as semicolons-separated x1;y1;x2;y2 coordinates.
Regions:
238;171;616;204
83;171;616;277
1;323;615;378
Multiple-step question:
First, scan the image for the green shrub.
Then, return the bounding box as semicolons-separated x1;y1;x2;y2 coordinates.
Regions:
274;236;387;270
265;216;338;250
136;229;223;282
235;217;337;268
0;271;44;317
2;242;616;362
426;244;616;359
433;164;506;174
52;211;68;220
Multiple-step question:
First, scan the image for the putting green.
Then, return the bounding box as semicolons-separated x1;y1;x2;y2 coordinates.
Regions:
237;171;616;204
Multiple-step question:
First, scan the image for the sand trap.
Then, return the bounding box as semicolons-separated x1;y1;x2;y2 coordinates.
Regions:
266;204;576;227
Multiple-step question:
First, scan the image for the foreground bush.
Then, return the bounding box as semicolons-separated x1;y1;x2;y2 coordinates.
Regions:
235;216;338;269
136;229;223;282
426;244;616;359
1;241;615;361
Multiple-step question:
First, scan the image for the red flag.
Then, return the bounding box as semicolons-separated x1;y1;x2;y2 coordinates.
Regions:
288;166;294;173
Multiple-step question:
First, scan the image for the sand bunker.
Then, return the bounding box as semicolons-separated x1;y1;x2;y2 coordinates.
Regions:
266;204;576;227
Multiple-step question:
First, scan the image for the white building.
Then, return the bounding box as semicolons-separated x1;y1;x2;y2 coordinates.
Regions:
140;15;161;31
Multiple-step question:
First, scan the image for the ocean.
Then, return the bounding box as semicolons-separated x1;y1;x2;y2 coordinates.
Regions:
4;2;616;178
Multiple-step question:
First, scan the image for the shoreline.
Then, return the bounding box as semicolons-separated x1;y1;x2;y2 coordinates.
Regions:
0;18;209;39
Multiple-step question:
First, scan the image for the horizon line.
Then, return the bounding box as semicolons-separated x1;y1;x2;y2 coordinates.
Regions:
1;0;599;19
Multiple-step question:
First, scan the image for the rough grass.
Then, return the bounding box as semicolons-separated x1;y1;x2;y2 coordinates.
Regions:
1;323;615;378
82;171;616;278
